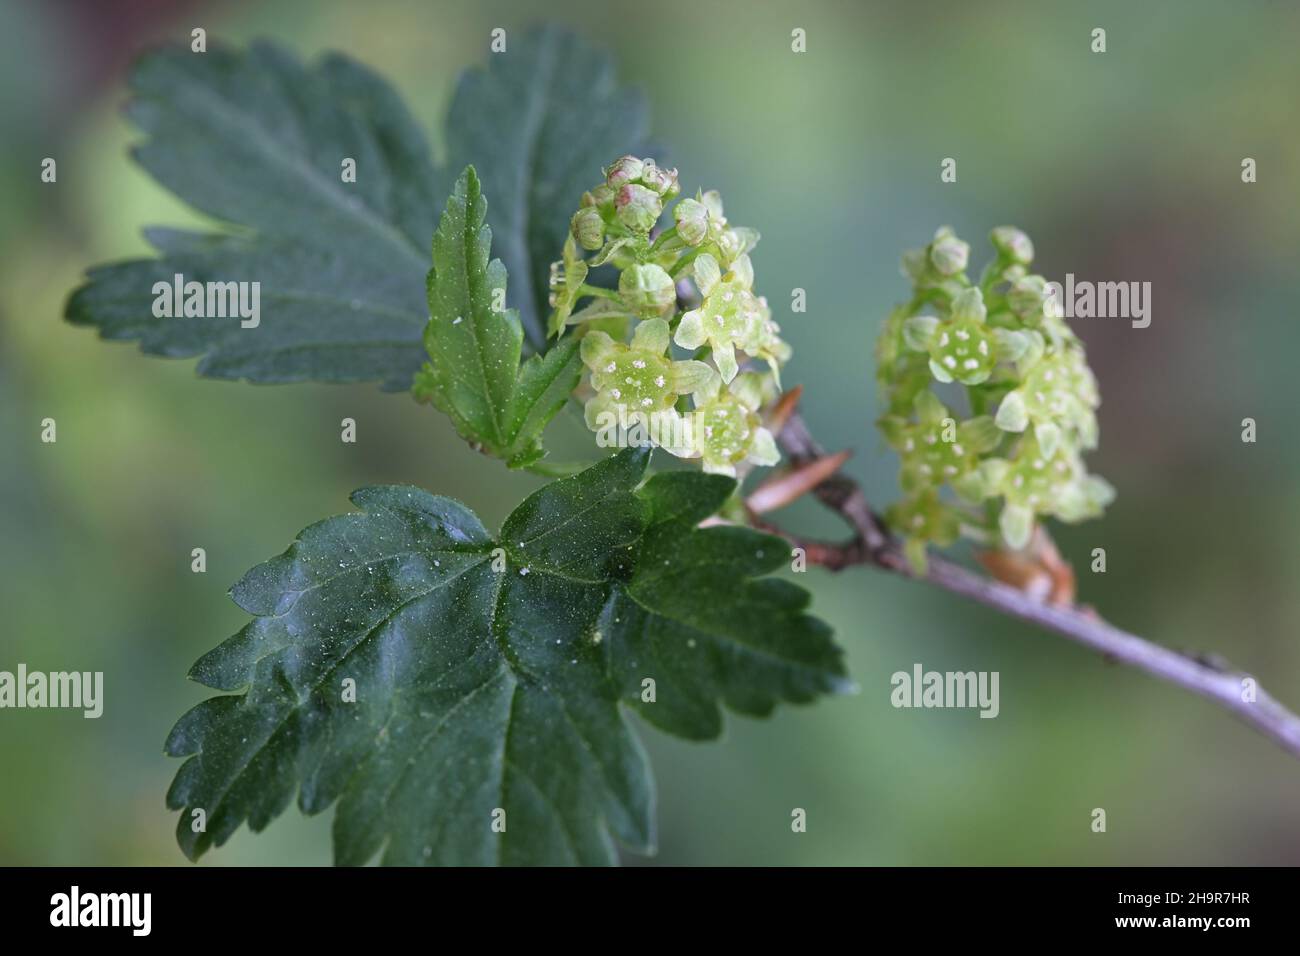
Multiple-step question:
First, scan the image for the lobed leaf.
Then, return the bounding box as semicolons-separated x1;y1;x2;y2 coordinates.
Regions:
165;449;849;865
67;42;441;389
66;29;648;384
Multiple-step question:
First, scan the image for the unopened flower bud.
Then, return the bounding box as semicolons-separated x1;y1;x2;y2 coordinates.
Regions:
619;263;676;317
930;229;969;276
583;184;616;210
950;287;987;323
991;226;1034;265
571;207;605;250
674;198;709;246
615;183;663;233
1008;275;1049;320
640;160;679;198
604;155;644;188
900;248;928;281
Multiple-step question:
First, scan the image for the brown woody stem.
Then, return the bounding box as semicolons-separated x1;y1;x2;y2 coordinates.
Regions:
765;411;1300;759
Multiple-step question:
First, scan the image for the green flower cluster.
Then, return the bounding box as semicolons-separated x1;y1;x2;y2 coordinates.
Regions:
876;226;1114;570
550;156;789;476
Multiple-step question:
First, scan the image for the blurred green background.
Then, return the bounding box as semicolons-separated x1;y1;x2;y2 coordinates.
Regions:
2;0;1299;865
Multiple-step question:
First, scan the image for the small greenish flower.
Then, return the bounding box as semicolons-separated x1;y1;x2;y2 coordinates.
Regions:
682;372;779;476
547;236;590;336
695;190;760;267
980;435;1115;549
880;392;1001;495
580;318;715;431
995;346;1100;451
618;262;676;317
714;226;760;267
902;288;1011;385
886;489;963;573
674;253;765;383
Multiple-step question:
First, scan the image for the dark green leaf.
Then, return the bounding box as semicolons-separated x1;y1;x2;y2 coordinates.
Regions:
413;167;581;465
66;28;649;384
66;41;442;390
165;449;848;865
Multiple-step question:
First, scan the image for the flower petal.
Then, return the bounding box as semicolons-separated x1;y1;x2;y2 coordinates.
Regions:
671;359;717;396
995;390;1029;432
631;316;671;354
903;315;940;351
999;503;1034;550
749;427;780;467
693;254;721;297
714;343;739;383
674;309;707;349
579;330;615;370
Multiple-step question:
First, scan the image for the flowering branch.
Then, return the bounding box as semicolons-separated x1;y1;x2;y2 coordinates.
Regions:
763;410;1300;760
552;156;1300;761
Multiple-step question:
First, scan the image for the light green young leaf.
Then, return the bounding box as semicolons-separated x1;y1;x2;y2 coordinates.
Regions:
413;167;581;466
164;449;848;865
